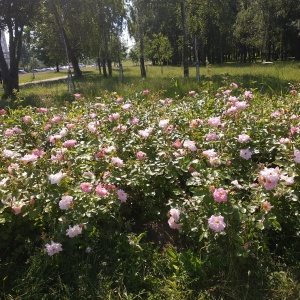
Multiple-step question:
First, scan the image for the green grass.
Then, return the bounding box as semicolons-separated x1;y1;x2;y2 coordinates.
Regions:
4;61;297;109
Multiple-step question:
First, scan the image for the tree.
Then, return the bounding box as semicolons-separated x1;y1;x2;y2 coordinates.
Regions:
0;0;42;97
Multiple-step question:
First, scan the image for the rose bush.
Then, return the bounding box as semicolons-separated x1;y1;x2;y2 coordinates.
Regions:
0;84;299;277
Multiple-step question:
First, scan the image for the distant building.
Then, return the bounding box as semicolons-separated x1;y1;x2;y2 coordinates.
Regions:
0;31;10;67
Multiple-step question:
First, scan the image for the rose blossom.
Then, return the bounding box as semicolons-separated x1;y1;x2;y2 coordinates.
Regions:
213;188;227;202
240;148;252;160
49;171;66;184
22;116;33;123
63;139;77;148
45;241;63;256
183;140;197;152
121;103;131;111
262;201;272;212
80;182;93;193
59;195;73;210
117;189;127;202
207;116;221;127
208;215;226;232
111;157;124;167
95;184;108;196
159;119;169;128
136;151;147;160
66;225;82;238
19;154;38;163
238;134;251;143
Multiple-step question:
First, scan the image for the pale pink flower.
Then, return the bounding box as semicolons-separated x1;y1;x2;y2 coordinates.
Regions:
228;96;238;103
209;156;221;167
213;188;227;202
111;157;124;167
22;116;33;123
136;151;147;160
260;167;281;184
183;140;197;152
270;110;282;118
103;146;116;153
293;149;300;163
80;182;93;193
66;123;75;129
168;217;182;230
8;163;19;174
49;171;66;184
45;241;63;256
230;82;238;89
238;134;251;143
116;97;124;103
4;129;14;136
203;149;217;158
290;89;298;95
121;103;131;111
0;109;6;115
115;124;127;131
13;127;22;134
262;201;272;212
63;139;77;148
169;208;180;222
279;137;290;144
205;133;219;141
44;124;51;131
208;215;226;232
32;149;44;157
2;149;20;159
94;103;106;109
108;113;120;121
189;90;195;95
240;148;252;160
66;225;82;238
50;116;61;123
159;119;169;128
90;113;97;119
225;106;238;115
173;139;182;148
88;122;98;133
207;116;221;127
138;127;153;138
59;128;68;137
235;101;248;110
143;90;149;95
222;89;231;95
95;184;108;196
59;195;73;210
49;134;62;144
244;90;253;99
117;189;127;202
130;118;139;125
37;107;48;113
19;154;38;163
231;180;242;189
280;174;294;185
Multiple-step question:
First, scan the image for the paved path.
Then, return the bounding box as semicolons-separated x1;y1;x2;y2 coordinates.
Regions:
19;76;68;86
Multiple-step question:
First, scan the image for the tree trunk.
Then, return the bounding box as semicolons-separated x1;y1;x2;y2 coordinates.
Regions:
137;7;146;78
52;5;82;77
180;0;189;78
0;28;22;97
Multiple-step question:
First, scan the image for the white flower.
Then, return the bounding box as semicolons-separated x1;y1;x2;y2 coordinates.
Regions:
66;224;82;238
159;119;170;128
49;171;66;184
2;149;20;159
45;241;63;256
59;195;73;210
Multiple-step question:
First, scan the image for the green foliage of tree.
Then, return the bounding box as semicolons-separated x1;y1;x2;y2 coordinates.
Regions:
0;0;42;97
